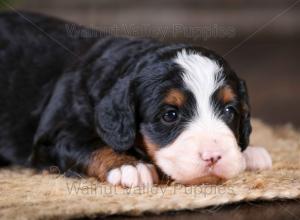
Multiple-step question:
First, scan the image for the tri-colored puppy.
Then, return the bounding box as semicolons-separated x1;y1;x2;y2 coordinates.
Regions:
0;12;272;187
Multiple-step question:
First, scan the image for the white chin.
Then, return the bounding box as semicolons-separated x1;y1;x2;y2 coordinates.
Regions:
157;155;246;185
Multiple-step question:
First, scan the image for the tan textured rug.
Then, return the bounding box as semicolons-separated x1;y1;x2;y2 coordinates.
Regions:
0;119;300;219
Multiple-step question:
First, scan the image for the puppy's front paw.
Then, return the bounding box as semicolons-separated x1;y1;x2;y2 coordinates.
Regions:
106;163;159;187
243;146;272;171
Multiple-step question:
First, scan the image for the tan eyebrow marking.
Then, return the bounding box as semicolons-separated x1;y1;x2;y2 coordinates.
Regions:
219;86;236;103
164;89;186;107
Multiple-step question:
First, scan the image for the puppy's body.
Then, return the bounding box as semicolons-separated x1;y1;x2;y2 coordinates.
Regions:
0;12;97;167
0;12;159;169
0;12;271;186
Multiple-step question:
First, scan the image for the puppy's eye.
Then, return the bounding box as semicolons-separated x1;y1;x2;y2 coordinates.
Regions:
162;109;179;123
223;106;236;121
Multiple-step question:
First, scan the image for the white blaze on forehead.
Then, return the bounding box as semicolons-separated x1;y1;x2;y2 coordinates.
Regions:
174;49;227;132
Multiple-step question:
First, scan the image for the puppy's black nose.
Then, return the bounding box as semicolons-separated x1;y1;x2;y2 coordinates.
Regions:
200;152;222;166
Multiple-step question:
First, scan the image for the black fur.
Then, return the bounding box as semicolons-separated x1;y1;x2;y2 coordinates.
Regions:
237;79;252;150
0;11;251;176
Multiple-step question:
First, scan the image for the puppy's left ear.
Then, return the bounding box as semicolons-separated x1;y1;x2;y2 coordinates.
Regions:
238;79;252;151
95;76;136;152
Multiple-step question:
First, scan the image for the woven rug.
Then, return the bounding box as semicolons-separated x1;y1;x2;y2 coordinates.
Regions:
0;119;300;219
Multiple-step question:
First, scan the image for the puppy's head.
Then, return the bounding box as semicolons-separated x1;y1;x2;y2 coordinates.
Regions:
96;47;251;184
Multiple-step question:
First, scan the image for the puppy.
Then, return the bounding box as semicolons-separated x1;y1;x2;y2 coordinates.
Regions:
0;12;272;187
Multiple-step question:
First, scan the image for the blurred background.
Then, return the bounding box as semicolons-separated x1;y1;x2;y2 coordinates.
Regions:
1;0;300;127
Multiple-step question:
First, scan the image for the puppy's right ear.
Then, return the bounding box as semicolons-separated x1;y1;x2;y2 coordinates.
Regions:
95;76;137;152
238;79;252;151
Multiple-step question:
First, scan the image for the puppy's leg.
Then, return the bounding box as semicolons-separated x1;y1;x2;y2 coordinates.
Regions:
243;146;272;171
87;147;159;187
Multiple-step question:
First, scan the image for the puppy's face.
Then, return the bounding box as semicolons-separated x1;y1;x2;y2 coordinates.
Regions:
136;49;251;184
96;47;251;185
